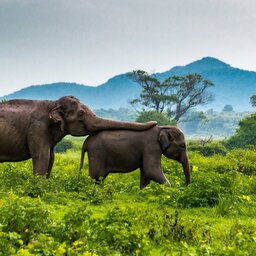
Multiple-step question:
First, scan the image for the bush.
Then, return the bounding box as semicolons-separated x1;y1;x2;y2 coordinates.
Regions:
89;207;147;255
176;171;235;207
0;231;23;255
136;111;176;125
55;139;74;153
226;149;256;175
1;141;256;255
52;206;147;255
225;113;256;149
0;193;50;245
188;141;227;156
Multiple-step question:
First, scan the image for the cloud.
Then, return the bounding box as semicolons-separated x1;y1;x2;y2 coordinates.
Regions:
0;0;255;96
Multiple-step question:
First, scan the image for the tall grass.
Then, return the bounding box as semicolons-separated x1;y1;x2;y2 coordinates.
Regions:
0;149;256;255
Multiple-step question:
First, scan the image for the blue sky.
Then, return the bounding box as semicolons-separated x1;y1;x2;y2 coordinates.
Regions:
0;0;255;96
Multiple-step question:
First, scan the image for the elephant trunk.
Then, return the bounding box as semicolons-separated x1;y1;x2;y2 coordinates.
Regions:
181;152;191;185
86;115;157;132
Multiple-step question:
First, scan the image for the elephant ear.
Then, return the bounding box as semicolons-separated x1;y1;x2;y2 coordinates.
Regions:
49;106;65;132
158;129;173;151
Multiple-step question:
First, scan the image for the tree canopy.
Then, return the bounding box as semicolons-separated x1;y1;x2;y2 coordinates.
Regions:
225;113;256;149
222;104;234;112
250;95;256;107
129;71;214;122
136;111;176;126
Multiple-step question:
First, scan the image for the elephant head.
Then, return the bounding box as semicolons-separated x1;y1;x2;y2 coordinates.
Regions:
158;126;191;185
50;96;157;136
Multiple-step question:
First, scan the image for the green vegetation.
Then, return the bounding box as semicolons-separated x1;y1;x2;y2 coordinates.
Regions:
176;109;250;139
95;108;137;122
180;109;250;138
250;95;256;107
188;140;227;156
136;111;176;126
0;140;256;255
55;137;86;153
225;113;256;149
129;70;214;122
222;104;234;112
55;138;74;153
95;107;250;138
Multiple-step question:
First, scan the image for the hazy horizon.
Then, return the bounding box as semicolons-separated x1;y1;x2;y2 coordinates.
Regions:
1;0;256;96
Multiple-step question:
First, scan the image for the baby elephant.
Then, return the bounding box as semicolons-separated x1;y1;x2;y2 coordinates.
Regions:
79;126;191;189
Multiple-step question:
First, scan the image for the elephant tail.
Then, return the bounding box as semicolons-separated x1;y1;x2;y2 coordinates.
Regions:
79;140;87;177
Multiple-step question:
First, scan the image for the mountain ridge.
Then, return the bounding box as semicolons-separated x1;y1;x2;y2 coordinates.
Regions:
1;57;255;111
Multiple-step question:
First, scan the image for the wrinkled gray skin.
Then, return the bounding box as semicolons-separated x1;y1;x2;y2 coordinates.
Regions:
0;96;156;177
79;126;191;189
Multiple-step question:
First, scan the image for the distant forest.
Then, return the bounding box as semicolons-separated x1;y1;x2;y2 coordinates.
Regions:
95;107;251;139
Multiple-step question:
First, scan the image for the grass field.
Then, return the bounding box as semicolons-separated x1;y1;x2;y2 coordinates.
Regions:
0;140;256;255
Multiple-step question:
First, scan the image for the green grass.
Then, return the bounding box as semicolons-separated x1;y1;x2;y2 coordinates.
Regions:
0;148;256;255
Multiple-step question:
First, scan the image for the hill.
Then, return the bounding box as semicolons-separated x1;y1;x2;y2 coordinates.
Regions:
1;57;256;111
156;57;256;111
1;76;140;110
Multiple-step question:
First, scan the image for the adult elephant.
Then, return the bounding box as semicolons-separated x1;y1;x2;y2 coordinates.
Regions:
0;96;156;177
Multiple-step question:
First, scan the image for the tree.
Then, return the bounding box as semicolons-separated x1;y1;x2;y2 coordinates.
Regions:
55;139;74;153
136;111;176;126
222;104;234;112
168;74;214;122
250;95;256;107
129;70;176;113
179;110;207;134
225;113;256;149
129;71;214;122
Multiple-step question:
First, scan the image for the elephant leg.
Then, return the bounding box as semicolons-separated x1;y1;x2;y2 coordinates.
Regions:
46;148;55;178
151;168;170;185
28;139;51;176
31;152;50;176
89;167;101;180
88;157;107;181
140;168;151;189
143;155;169;185
90;170;109;181
94;175;107;185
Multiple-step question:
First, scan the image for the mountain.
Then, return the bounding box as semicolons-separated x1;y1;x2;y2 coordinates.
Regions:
1;75;141;110
1;57;256;111
156;57;256;111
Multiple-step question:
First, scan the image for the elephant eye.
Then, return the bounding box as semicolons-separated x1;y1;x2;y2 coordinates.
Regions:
180;143;186;148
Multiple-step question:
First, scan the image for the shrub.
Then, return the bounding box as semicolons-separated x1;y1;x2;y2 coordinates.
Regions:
225;113;256;149
226;149;256;175
175;171;234;207
0;231;23;255
55;139;74;153
188;141;227;156
53;206;147;255
89;207;146;255
0;193;50;245
20;234;66;256
1;140;256;255
136;111;176;125
53;205;91;244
